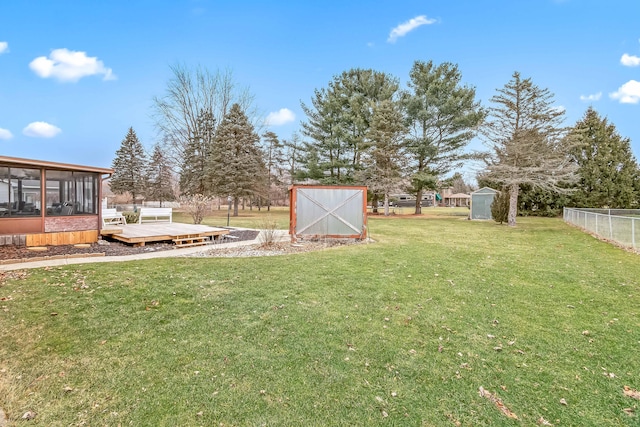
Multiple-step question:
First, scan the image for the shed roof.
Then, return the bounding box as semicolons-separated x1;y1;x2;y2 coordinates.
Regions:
0;155;113;174
471;187;499;195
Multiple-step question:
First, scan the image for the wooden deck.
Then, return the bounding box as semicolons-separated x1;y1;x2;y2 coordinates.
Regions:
100;222;229;246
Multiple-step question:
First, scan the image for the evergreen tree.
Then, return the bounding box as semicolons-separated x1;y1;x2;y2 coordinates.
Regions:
300;88;346;183
147;144;175;206
180;109;215;195
481;72;577;226
569;107;640;208
358;100;406;215
208;103;267;216
491;188;510;224
516;184;571;217
403;60;485;214
294;143;325;183
301;69;399;184
110;127;148;208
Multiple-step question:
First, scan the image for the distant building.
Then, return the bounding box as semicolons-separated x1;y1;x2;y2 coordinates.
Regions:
389;192;435;207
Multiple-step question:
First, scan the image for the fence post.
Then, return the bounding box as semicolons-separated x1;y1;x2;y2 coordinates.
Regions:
633;218;636;249
585;211;587;229
609;214;613;240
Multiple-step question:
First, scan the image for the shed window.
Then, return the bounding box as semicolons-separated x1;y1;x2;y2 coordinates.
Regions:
45;170;98;216
0;167;42;217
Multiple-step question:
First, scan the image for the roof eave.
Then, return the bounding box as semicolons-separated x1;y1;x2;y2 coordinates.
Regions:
0;155;113;174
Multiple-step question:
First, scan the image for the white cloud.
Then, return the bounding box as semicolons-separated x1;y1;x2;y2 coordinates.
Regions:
0;128;13;140
29;48;116;82
23;122;62;138
621;53;640;67
0;41;8;54
388;15;436;43
579;92;602;102
609;80;640;104
265;108;295;126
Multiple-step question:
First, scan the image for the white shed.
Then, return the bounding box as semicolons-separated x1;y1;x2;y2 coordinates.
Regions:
470;187;498;220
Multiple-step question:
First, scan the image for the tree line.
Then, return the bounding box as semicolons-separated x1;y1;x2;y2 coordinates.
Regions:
110;66;289;216
110;62;640;225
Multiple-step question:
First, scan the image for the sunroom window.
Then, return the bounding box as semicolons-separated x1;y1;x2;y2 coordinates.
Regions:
45;170;98;216
0;167;42;217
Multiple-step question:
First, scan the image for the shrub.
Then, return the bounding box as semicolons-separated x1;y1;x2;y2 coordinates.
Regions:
179;194;213;224
258;215;279;247
491;189;509;224
122;211;139;224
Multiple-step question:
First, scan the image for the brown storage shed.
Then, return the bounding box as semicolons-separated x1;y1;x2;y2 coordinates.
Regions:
289;185;368;242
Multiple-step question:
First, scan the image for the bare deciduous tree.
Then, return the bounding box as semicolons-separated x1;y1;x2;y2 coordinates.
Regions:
179;193;213;224
152;64;257;171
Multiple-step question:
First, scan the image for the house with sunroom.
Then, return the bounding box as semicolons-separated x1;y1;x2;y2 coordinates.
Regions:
0;156;112;246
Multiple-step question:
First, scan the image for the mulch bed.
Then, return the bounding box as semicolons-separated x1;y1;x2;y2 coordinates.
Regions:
0;229;260;262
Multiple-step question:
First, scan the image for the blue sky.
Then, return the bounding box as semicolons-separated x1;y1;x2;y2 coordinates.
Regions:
1;0;639;182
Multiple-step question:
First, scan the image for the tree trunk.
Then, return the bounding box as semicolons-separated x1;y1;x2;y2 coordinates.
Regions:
384;193;390;216
415;189;422;215
508;183;519;227
233;197;239;217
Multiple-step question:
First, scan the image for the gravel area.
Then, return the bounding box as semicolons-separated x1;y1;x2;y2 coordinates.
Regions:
0;229;260;262
185;238;363;258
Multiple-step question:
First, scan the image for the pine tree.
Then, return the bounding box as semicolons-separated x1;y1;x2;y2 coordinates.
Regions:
180;109;215;195
491;188;510;224
147;144;175;206
481;72;578;226
301;69;399;184
208;103;267;216
300;88;346;183
569;107;640;208
358;100;406;216
110;127;148;208
403;60;485;214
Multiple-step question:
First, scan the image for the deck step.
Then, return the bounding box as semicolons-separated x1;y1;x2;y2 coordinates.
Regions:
172;235;209;247
173;241;209;248
172;237;208;242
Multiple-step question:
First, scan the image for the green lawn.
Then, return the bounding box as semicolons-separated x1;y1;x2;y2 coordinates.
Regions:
1;212;639;426
173;205;292;229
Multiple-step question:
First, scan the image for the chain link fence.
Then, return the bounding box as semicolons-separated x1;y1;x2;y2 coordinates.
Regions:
563;208;640;250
